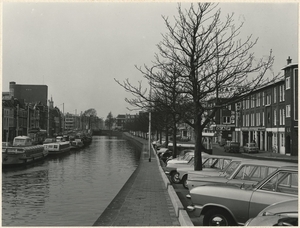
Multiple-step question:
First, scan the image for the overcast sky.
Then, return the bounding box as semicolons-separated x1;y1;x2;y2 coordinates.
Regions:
2;2;298;119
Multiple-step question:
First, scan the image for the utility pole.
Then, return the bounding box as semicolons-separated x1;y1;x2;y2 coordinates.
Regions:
47;101;50;137
16;104;19;136
148;79;152;162
27;104;30;136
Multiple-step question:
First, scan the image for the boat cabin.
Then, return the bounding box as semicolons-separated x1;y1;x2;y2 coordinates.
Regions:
13;136;33;147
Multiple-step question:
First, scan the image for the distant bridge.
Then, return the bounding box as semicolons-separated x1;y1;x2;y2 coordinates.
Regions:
92;130;123;136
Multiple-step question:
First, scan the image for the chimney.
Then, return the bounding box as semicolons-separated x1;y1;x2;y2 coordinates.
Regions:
287;56;292;65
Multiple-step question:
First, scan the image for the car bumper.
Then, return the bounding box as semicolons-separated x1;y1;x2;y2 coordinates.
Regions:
186;204;203;217
164;167;176;175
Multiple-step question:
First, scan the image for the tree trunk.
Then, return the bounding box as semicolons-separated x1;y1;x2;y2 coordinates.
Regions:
194;127;203;171
172;122;177;158
194;113;203;171
165;128;169;149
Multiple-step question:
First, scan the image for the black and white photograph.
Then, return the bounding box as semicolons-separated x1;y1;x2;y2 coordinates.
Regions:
2;1;298;226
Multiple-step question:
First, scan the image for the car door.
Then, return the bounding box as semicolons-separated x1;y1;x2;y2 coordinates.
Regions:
248;170;298;219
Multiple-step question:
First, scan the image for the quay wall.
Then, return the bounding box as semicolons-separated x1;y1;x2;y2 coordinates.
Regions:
122;133;145;151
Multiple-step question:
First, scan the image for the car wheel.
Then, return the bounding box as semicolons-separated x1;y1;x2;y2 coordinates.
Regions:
203;208;235;226
182;175;188;189
170;172;181;184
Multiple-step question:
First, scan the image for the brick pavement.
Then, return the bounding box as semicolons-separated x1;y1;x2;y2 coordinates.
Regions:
93;136;180;226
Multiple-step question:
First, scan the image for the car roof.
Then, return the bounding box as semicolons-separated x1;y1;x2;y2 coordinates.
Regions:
277;165;298;170
234;159;296;166
205;155;241;159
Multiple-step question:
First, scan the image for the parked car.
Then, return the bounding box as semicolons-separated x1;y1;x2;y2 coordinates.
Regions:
152;139;166;149
166;149;194;163
224;141;240;153
175;155;238;189
243;142;259;153
187;159;294;190
245;198;298;226
165;152;210;184
158;148;173;163
187;166;298;226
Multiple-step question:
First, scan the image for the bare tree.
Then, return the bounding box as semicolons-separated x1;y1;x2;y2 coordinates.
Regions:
155;3;276;170
116;3;277;170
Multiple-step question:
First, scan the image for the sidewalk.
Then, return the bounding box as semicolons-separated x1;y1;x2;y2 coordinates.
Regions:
211;142;298;162
93;136;181;226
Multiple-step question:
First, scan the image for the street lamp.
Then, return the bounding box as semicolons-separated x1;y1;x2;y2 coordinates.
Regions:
148;65;157;162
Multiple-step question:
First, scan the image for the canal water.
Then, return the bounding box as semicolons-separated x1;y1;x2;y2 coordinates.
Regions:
2;136;141;226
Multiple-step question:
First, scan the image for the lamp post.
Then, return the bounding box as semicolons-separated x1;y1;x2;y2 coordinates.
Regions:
148;66;157;162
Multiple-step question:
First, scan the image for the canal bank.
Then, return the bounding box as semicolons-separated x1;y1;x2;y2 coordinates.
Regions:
93;133;193;226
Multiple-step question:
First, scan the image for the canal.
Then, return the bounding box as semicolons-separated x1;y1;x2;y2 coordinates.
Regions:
2;135;141;226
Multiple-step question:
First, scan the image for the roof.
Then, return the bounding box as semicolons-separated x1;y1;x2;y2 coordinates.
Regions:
236;159;296;167
281;63;298;70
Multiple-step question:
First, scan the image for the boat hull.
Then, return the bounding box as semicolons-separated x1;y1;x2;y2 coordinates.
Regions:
48;147;70;155
2;146;48;166
44;142;71;156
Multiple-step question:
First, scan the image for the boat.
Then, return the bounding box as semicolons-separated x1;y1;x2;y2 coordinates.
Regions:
43;141;71;155
2;136;48;166
70;139;84;150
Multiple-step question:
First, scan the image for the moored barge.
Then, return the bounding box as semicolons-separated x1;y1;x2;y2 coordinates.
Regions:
2;136;48;166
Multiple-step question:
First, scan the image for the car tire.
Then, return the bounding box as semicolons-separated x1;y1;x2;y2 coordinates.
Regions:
182;175;188;189
170;172;181;184
203;208;235;226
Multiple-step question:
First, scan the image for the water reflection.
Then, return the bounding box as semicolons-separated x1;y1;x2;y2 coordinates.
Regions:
2;136;140;226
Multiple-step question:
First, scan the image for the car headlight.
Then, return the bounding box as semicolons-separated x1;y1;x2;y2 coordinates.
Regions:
262;211;274;216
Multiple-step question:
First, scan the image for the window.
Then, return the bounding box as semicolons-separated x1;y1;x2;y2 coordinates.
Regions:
223;116;231;124
234;165;256;180
256;113;261;126
266;94;271;105
274;109;277;126
262;92;265;105
279;109;282;125
252;113;255;126
286;105;291;117
286;77;291;90
277;172;298;195
246;99;249;109
251;95;255;108
273;87;277;103
247;114;249;126
262;111;265;126
279;84;285;102
283;109;285;124
256;93;260;107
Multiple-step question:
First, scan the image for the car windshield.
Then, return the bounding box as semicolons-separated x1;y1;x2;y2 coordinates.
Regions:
222;161;241;178
188;157;194;165
183;154;193;161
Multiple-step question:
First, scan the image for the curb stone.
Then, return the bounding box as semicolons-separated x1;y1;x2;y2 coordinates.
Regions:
152;143;194;226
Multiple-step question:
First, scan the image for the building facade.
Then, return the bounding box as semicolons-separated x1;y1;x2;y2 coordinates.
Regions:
235;57;298;156
9;81;48;105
